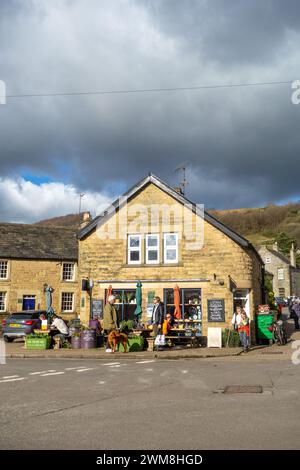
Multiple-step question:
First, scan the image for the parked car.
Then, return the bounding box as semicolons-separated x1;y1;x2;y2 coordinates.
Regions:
2;310;46;342
274;297;287;306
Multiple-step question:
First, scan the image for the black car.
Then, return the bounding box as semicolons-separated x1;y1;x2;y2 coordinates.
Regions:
2;310;46;342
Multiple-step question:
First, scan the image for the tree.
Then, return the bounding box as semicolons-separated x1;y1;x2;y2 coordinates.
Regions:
275;232;297;257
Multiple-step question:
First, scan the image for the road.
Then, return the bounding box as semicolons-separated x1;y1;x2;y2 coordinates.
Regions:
0;355;299;450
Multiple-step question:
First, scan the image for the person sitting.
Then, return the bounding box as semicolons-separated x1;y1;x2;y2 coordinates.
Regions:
162;313;173;336
50;314;69;347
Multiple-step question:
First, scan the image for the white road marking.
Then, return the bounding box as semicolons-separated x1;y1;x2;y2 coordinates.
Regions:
145;368;154;372
40;372;65;377
109;364;121;368
2;375;19;379
29;370;56;375
0;377;26;383
76;368;94;372
181;370;188;374
65;367;88;371
98;381;106;384
102;362;120;366
136;360;156;364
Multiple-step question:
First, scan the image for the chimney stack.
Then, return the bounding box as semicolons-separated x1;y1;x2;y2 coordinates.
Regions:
272;241;278;251
80;211;91;228
290;242;296;267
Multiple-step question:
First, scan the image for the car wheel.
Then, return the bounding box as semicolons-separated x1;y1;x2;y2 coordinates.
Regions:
4;337;14;343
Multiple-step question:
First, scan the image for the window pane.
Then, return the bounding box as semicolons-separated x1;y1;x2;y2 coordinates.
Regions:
147;236;158;247
130;251;140;261
166;249;176;261
63;263;74;280
0;261;8;279
184;289;201;305
148;250;158;261
129;236;140;247
165;234;177;246
0;292;6;311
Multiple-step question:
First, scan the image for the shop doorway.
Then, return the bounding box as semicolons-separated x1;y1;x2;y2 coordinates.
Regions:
22;295;36;311
233;289;250;316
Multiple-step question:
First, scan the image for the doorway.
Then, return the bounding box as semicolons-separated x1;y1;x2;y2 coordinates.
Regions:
22;295;36;310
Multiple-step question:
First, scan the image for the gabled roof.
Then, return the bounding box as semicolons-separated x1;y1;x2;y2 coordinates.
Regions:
78;174;259;256
0;223;78;260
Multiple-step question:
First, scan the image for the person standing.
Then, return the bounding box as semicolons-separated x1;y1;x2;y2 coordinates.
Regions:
232;306;250;351
291;301;300;330
103;295;118;352
151;296;164;335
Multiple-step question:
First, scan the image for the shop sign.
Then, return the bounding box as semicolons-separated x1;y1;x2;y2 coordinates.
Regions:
92;299;103;319
207;298;225;322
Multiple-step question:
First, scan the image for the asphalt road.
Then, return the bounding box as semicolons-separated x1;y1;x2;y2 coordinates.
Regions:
0;356;299;450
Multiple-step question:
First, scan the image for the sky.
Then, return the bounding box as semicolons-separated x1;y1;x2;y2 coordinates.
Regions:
1;0;300;223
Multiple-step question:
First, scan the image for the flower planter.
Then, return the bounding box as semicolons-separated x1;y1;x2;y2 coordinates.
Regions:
118;335;144;352
71;336;81;349
81;329;96;349
25;336;51;350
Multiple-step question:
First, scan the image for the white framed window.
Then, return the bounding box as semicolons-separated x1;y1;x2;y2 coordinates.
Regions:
0;292;6;311
278;268;285;280
164;233;178;263
265;256;271;264
146;234;160;264
61;292;74;312
0;261;8;279
128;234;142;264
62;263;75;281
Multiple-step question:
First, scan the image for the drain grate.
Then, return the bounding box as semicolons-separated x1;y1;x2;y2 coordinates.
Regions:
224;385;263;394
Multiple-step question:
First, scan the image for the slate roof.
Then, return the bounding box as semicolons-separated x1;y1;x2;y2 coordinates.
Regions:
0;223;78;260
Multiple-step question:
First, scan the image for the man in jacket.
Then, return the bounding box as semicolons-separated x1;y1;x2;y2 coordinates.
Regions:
151;296;164;335
103;295;118;352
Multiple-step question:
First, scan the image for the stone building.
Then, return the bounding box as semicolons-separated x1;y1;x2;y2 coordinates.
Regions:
78;174;263;339
258;243;300;297
0;223;78;322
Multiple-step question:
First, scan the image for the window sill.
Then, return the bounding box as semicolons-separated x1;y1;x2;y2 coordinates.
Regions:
124;263;183;268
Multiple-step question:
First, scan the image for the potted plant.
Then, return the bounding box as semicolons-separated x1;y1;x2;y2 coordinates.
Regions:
25;333;51;350
71;331;81;349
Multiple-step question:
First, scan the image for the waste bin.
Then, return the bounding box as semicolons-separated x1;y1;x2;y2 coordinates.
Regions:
256;310;275;343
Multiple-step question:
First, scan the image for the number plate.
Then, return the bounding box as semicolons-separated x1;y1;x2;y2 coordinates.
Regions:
9;323;22;328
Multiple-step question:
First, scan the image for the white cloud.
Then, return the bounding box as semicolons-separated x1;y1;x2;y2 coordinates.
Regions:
0;177;111;223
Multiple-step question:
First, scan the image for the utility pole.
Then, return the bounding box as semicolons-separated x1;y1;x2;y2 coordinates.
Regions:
79;193;85;214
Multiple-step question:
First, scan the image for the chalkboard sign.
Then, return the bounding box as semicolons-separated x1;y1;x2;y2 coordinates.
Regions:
92;299;103;319
207;299;225;322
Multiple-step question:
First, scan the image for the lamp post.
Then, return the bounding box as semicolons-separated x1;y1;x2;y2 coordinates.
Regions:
79;193;85;214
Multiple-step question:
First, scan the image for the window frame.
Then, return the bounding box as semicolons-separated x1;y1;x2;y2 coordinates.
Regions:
163;233;178;264
145;234;160;264
0;291;7;312
61;292;74;312
62;262;75;282
265;256;271;264
128;234;142;265
0;260;8;280
278;268;285;280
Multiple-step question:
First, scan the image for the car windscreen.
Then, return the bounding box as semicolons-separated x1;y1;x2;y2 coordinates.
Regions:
9;313;35;319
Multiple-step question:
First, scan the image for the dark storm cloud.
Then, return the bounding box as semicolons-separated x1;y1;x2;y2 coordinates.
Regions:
0;0;300;222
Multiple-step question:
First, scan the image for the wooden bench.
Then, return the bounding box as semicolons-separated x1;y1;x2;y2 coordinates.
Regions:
154;335;201;350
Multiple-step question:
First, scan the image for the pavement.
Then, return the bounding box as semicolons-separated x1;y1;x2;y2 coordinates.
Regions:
2;315;300;361
0;355;299;449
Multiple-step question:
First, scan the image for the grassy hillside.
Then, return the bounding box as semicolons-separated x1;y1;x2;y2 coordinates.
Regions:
209;203;300;248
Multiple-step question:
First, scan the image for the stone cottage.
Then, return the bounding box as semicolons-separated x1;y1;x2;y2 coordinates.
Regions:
0;223;78;322
259;243;300;297
78;174;263;339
